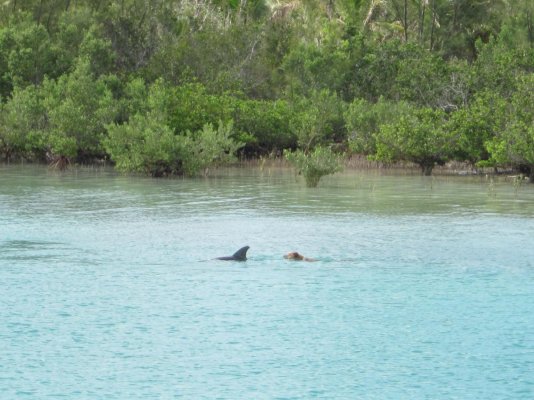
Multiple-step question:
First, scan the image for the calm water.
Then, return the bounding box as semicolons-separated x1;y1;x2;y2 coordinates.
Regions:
1;164;533;399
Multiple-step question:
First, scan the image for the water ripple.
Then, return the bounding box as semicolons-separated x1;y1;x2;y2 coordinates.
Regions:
1;165;533;399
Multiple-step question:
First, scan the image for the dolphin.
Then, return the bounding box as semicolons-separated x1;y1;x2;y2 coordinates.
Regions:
215;246;250;261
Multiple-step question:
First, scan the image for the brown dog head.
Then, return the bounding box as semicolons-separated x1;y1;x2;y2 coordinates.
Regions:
284;251;304;260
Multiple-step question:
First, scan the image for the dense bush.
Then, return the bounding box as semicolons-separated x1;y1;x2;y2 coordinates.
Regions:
485;75;534;179
105;113;182;177
105;80;244;177
285;146;343;188
290;90;346;152
345;97;413;156
0;0;533;179
445;92;507;166
43;58;115;162
180;121;244;176
0;84;47;161
232;98;296;155
373;108;454;176
105;116;244;177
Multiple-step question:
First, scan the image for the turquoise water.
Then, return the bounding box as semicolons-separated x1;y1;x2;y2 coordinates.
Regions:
1;164;533;399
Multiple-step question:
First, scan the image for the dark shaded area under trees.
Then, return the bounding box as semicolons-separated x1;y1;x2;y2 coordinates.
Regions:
1;0;533;180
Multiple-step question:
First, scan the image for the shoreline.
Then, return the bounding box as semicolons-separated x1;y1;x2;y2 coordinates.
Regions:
239;155;524;178
1;157;529;182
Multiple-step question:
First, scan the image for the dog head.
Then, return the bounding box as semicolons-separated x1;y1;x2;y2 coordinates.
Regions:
284;252;304;260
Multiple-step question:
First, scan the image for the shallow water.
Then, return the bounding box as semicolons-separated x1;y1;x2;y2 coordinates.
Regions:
1;164;533;399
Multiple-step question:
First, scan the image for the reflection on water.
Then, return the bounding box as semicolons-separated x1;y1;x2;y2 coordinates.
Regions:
1;164;533;399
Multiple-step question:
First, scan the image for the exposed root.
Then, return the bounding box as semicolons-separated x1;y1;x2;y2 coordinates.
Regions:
48;155;71;171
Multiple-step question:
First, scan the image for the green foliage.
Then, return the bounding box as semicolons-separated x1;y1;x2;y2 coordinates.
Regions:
105;113;182;177
151;82;291;156
105;83;244;177
181;121;245;176
345;97;412;155
373;107;455;175
290;89;346;151
394;44;450;107
106;118;243;177
43;58;115;161
280;29;350;96
446;91;507;165
232;98;296;154
78;25;115;77
504;1;534;48
432;0;507;59
472;36;523;98
344;39;406;102
285;146;344;188
0;27;15;99
101;1;163;74
104;79;179;176
167;83;235;135
146;13;272;96
118;77;150;121
485;75;534;178
4;13;58;88
0;84;47;161
0;0;533;179
53;8;105;77
212;0;269;19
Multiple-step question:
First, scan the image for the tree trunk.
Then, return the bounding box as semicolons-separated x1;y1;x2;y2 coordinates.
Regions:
527;9;534;48
419;1;426;43
404;0;408;42
92;0;105;12
420;163;434;176
36;0;45;24
327;0;334;20
430;0;436;51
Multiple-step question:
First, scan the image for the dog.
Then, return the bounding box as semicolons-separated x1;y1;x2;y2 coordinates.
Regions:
284;252;316;262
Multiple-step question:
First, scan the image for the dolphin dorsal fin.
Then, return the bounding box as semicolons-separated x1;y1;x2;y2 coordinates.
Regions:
232;246;250;261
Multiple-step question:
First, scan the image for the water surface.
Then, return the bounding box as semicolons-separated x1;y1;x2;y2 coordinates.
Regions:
1;164;533;399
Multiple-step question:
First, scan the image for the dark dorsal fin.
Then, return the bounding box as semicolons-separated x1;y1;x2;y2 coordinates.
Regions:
215;246;249;261
231;246;249;261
